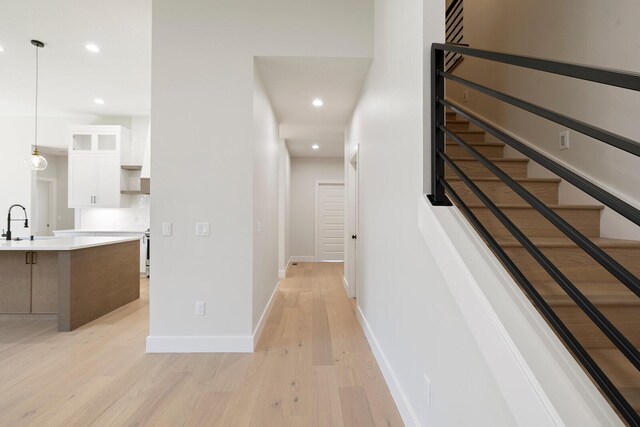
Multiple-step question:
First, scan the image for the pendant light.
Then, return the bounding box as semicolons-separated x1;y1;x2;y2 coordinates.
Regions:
25;40;48;171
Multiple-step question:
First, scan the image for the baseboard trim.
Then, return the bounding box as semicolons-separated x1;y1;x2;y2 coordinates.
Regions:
289;255;317;263
356;305;421;427
279;258;292;279
342;276;350;295
253;280;281;349
146;335;253;353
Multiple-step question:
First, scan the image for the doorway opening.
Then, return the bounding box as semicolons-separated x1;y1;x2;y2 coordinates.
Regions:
35;177;56;236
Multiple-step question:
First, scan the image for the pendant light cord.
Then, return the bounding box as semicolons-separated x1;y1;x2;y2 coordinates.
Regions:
34;43;39;152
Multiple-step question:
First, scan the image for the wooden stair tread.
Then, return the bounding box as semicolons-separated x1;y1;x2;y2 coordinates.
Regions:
536;280;638;306
589;349;640;387
449;157;529;162
467;204;603;211
497;236;640;248
446;141;504;147
447;130;485;134
448;177;561;183
619;387;640;411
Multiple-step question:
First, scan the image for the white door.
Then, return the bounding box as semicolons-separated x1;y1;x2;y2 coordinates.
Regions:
35;180;52;236
317;182;345;261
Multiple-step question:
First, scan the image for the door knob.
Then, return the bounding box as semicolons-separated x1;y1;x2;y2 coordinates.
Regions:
352;234;357;240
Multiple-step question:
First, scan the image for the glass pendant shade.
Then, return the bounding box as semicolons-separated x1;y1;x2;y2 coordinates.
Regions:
25;149;48;171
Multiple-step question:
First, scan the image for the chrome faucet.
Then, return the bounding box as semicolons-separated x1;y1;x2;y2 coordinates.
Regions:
2;204;29;241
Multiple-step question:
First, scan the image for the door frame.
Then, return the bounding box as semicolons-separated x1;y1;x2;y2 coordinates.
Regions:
35;177;57;236
348;148;359;299
314;180;345;262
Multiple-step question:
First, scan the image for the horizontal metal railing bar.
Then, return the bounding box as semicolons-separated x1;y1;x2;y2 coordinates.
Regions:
433;43;640;91
438;183;640;426
439;149;640;373
440;71;640;157
445;0;462;20
439;123;640;298
440;98;640;227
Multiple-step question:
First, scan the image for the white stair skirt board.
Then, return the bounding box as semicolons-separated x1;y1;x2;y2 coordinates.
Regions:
357;305;421;426
418;195;621;426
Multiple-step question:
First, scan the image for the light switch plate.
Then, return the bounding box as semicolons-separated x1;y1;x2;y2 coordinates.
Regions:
162;222;172;237
559;130;570;150
196;222;210;237
195;301;206;316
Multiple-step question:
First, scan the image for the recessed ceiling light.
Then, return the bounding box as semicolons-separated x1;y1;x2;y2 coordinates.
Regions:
312;144;319;150
94;98;105;105
86;44;100;53
312;98;324;107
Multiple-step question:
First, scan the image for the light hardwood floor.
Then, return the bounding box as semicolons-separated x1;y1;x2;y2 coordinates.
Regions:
0;262;403;426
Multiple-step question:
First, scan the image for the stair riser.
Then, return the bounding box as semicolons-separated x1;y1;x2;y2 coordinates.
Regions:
471;207;601;238
446;112;457;120
503;246;640;282
446;160;528;179
446;144;503;158
446;133;485;143
552;306;640;349
448;180;559;205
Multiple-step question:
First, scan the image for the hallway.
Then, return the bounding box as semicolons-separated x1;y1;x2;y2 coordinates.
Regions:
0;263;402;426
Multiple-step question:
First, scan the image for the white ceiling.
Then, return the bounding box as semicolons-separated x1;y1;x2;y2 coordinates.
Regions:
255;57;371;158
0;0;151;117
286;139;344;158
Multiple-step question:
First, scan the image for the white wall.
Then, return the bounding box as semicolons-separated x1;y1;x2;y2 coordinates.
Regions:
36;155;74;231
252;67;280;332
446;0;640;240
290;157;344;260
149;0;373;352
344;0;516;425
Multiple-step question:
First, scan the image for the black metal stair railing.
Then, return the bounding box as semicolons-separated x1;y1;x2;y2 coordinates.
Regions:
427;43;640;425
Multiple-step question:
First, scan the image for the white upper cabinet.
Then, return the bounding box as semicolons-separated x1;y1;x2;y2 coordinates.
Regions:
68;126;132;208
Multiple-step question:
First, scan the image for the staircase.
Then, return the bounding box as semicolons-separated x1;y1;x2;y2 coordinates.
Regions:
445;110;640;418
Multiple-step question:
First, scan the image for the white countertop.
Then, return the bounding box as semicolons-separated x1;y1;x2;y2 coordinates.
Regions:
0;236;140;251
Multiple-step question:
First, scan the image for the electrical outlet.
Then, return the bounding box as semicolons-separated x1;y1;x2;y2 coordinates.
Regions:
559;130;570;150
162;222;173;236
195;301;206;316
463;89;469;102
195;222;210;237
423;374;432;407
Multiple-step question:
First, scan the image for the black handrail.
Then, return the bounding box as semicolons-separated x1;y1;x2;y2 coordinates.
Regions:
433;43;640;91
440;71;640;157
428;43;640;425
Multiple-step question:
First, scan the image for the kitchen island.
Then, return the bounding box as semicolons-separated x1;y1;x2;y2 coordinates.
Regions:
0;236;140;331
